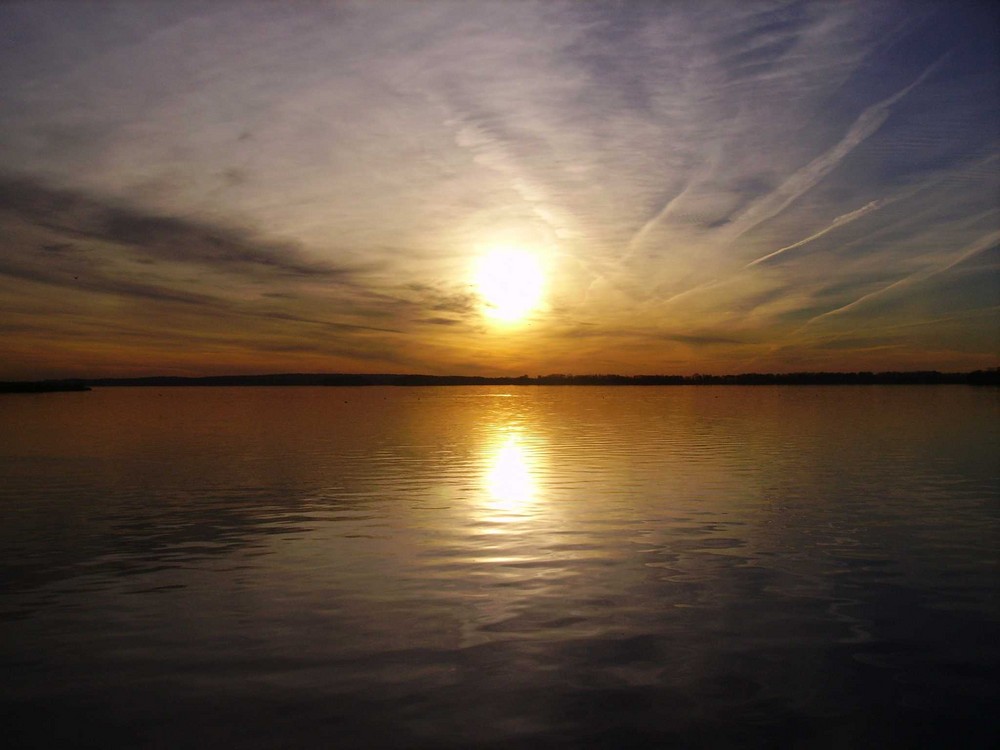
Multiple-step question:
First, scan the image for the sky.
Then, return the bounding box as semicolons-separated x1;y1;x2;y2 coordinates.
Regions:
0;0;997;378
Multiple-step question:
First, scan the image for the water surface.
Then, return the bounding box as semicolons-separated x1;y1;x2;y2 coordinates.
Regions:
1;386;997;748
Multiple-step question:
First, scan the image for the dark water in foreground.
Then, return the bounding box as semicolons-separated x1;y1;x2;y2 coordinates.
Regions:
1;386;997;748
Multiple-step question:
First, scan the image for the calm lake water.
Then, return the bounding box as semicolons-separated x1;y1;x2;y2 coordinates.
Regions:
1;386;998;748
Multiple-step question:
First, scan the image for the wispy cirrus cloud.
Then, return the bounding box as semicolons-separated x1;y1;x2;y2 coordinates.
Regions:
799;229;1000;329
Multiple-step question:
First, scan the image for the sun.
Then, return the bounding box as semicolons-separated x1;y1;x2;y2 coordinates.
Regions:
474;247;545;322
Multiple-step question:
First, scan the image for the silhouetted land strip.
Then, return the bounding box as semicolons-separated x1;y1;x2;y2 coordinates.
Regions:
5;370;996;392
0;379;91;393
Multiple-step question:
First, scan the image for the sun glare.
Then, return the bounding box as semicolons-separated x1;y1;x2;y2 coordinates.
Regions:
485;434;536;510
475;247;545;322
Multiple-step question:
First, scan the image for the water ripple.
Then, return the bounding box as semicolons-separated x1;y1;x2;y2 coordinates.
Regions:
1;386;997;747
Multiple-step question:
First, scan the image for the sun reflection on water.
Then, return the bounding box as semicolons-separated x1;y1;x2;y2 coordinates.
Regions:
484;432;537;512
461;426;552;646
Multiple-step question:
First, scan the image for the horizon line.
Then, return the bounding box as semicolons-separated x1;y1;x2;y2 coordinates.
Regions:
3;368;998;392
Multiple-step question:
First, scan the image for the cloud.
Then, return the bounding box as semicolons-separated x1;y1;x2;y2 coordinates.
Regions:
0;261;220;307
421;317;463;327
744;199;887;268
800;229;1000;327
0;175;423;373
551;323;744;347
0;177;345;279
723;55;950;245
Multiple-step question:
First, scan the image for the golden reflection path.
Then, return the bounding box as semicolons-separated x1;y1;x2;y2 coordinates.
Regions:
459;424;554;645
483;431;537;513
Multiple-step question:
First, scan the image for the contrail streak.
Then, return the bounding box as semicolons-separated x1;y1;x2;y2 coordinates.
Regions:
743;200;886;268
802;228;1000;326
725;53;950;242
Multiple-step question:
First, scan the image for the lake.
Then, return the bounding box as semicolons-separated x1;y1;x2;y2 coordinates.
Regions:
1;386;997;748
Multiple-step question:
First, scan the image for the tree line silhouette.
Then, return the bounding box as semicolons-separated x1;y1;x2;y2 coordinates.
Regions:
3;368;998;392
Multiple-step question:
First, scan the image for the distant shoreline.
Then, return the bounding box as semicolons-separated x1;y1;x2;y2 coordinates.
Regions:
2;369;998;393
0;380;92;394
